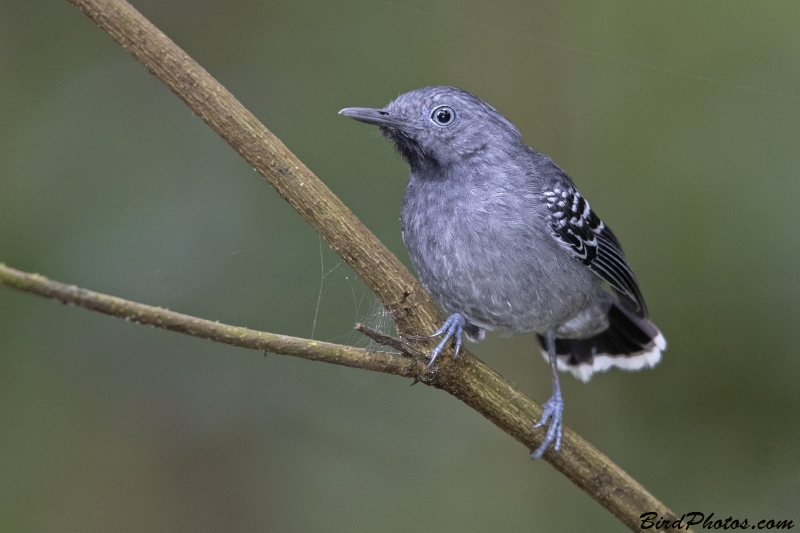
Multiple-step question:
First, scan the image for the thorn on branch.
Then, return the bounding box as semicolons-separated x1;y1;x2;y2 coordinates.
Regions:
355;323;424;358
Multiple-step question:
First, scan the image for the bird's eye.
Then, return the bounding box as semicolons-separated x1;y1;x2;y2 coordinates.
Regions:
430;106;455;126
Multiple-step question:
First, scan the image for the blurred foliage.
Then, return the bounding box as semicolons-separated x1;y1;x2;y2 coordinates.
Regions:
1;1;799;531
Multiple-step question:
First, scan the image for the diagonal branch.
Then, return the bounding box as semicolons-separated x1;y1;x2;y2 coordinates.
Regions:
69;0;438;337
22;0;688;530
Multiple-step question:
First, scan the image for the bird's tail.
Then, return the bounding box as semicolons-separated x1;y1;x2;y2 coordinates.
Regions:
536;303;665;383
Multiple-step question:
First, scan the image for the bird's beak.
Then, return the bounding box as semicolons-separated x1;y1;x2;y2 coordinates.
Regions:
338;107;415;130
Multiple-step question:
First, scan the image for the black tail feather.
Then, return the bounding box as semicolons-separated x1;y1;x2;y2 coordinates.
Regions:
536;302;664;382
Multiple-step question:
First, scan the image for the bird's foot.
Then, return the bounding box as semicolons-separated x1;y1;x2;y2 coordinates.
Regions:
530;391;564;459
428;313;465;368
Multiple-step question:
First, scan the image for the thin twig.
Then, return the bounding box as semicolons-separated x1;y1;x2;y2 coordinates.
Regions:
355;322;424;357
0;264;421;376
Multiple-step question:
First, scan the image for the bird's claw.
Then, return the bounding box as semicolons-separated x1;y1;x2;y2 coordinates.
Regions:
531;393;564;459
428;313;465;368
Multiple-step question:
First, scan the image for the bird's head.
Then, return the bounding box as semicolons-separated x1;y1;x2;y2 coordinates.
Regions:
340;86;523;171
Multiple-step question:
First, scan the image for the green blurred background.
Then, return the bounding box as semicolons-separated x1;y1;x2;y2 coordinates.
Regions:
1;1;799;531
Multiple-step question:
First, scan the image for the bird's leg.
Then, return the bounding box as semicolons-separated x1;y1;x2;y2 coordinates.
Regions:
428;313;466;368
531;331;564;459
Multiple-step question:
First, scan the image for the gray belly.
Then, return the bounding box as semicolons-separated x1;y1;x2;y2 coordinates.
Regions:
401;188;600;334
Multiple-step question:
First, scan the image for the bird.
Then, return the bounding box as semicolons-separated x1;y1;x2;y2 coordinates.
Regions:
339;86;665;459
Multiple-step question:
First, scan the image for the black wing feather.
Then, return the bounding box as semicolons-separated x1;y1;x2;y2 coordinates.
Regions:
542;185;648;318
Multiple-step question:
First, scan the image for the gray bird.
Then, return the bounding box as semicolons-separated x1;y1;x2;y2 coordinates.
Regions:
340;86;665;458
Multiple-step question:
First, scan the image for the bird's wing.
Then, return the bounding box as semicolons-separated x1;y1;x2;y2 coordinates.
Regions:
542;185;648;318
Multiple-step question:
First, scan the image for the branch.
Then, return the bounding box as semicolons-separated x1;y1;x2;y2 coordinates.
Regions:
35;0;687;530
0;263;420;377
